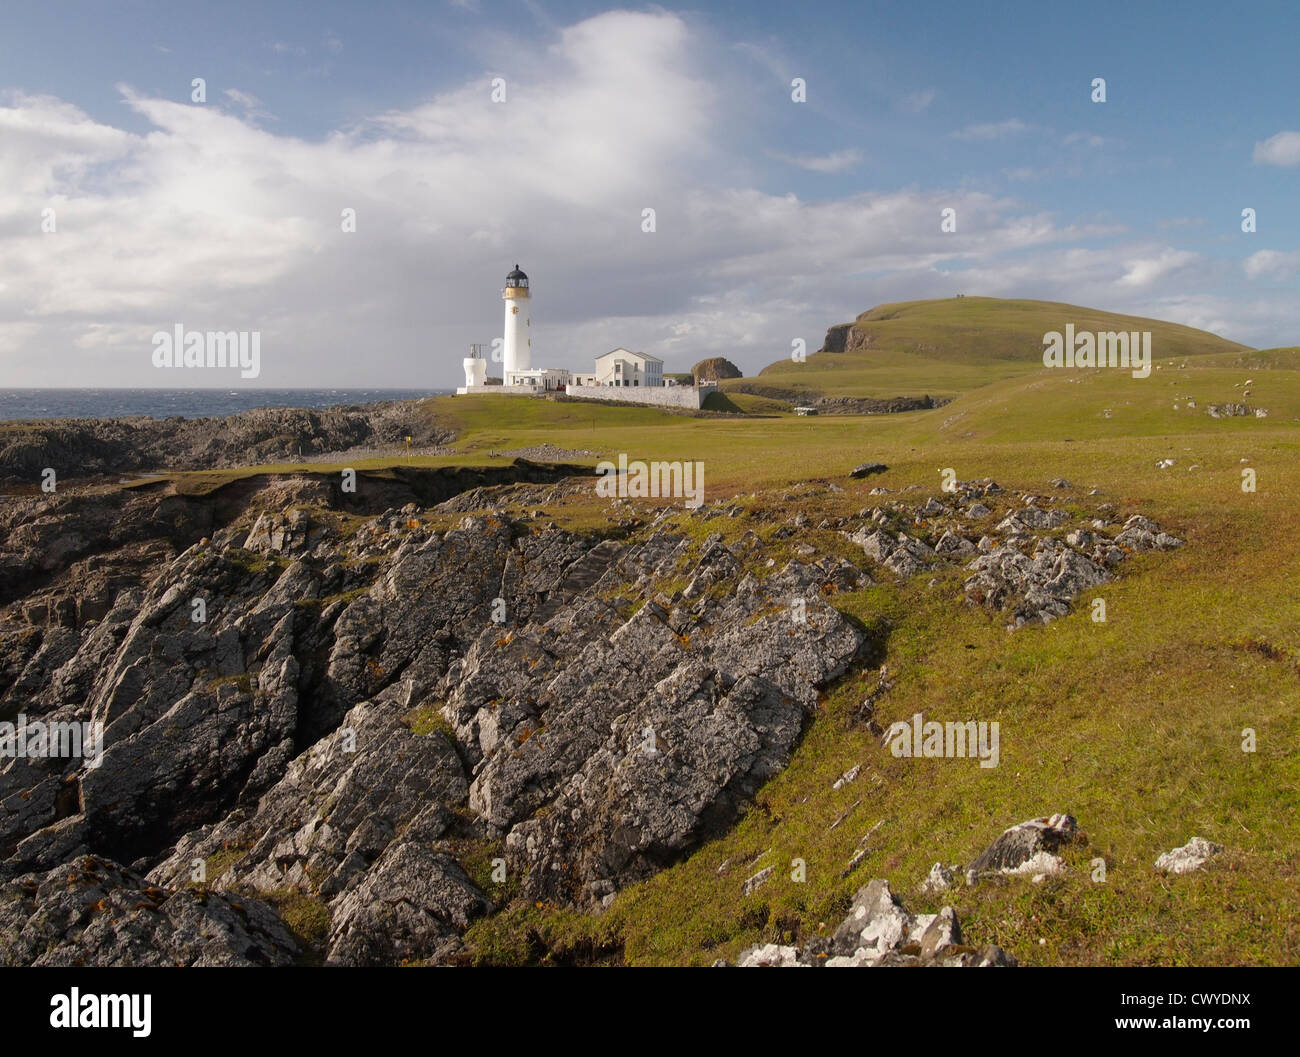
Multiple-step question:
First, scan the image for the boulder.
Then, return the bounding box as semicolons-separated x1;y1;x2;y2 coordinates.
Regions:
967;814;1078;883
1155;837;1223;876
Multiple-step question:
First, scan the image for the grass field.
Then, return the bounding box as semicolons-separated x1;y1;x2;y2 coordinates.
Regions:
131;298;1300;964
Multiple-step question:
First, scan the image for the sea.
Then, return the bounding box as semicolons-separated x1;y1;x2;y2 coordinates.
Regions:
0;389;453;422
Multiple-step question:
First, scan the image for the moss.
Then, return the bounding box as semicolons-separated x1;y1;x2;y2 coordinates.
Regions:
207;671;254;694
269;891;333;953
200;844;249;884
402;704;456;740
224;547;277;576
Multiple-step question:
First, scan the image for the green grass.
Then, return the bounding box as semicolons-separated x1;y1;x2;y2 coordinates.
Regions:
459;411;1300;963
268;890;333;956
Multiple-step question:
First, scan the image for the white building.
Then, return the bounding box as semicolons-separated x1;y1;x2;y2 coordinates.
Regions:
592;348;663;387
504;366;570;390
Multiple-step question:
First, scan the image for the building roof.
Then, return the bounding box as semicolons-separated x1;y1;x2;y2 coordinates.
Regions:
505;264;528;288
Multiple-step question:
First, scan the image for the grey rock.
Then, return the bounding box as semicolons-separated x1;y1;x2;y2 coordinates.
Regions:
0;855;298;966
741;866;775;896
1155;836;1223;875
918;861;956;895
967;814;1078;883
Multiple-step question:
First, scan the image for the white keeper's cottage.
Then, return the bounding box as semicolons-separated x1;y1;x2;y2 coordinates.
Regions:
592;348;663;387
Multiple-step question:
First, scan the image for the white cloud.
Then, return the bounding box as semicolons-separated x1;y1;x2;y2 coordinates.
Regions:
770;149;861;173
1118;249;1200;288
1253;130;1300;166
223;89;273;123
1243;249;1300;282
900;89;936;113
1063;131;1106;148
1003;166;1040;182
951;118;1028;141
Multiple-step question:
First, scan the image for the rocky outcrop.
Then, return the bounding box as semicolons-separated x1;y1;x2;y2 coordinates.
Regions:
146;689;490;966
1207;403;1267;419
0;472;868;962
691;357;743;382
814;395;945;415
0;855;298;966
841;483;1184;627
819;323;854;354
453;541;865;905
0;399;454;485
816;321;875;356
730;879;1016;967
720;384;945;415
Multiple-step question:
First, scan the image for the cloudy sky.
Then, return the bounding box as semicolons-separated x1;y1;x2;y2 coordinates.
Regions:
1;0;1298;388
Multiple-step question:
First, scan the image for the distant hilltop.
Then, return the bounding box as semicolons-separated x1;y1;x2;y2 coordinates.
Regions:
720;296;1256;409
809;297;1249;363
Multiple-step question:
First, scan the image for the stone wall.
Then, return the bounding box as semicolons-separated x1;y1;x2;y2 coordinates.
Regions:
455;385;549;396
562;384;713;409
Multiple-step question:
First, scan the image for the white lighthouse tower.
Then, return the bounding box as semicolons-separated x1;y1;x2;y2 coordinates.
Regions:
502;264;530;381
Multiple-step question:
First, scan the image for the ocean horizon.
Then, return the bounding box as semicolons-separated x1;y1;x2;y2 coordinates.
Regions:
0;388;453;422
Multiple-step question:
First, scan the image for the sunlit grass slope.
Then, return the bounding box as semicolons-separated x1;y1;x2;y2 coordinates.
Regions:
460;369;1300;965
727;297;1252;402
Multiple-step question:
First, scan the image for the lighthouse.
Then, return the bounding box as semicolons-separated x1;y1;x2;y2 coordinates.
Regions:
457;264;569;394
502;264;530;380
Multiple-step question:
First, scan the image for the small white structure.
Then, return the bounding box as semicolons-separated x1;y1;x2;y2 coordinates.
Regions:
502;264;530;378
593;348;663;388
504;366;570;391
462;344;487;388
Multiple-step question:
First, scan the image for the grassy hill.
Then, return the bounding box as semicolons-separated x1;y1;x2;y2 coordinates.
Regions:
725;297;1252;404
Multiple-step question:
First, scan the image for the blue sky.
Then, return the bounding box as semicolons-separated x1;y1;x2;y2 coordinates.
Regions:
1;0;1297;386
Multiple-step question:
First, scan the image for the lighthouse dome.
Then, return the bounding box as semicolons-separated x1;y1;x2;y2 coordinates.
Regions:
505;264;528;289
